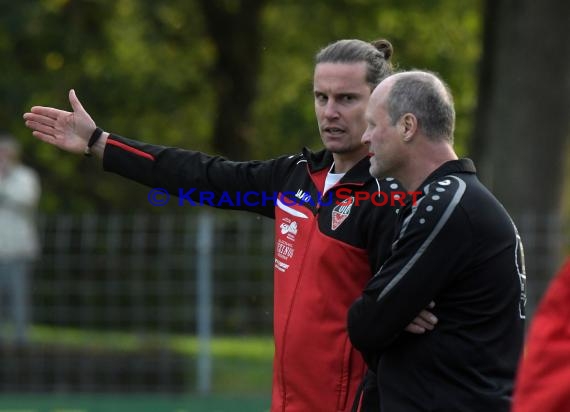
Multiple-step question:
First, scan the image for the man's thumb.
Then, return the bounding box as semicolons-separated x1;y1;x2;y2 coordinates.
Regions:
69;89;86;114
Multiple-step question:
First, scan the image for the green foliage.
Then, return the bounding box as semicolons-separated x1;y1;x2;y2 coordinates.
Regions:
1;0;482;211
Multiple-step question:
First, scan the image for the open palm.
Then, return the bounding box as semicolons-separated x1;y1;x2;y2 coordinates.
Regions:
23;89;96;154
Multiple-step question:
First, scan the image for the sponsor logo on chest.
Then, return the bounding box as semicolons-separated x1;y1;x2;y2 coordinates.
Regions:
295;189;312;204
275;217;298;273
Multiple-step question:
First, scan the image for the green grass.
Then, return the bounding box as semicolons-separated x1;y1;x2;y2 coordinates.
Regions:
29;325;274;394
30;326;274;361
12;325;274;406
0;394;270;412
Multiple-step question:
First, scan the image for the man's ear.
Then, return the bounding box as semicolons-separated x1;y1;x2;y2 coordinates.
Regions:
400;113;418;142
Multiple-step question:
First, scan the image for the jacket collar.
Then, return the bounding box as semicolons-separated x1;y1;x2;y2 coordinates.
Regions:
419;158;476;188
302;147;373;185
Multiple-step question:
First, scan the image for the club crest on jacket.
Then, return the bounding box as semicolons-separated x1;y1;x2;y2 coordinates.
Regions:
331;196;354;230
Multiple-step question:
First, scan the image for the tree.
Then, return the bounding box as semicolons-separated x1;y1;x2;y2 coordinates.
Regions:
470;0;570;312
198;0;268;160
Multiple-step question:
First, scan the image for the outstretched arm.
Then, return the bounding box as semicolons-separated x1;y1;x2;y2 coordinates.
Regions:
22;89;292;217
23;89;108;158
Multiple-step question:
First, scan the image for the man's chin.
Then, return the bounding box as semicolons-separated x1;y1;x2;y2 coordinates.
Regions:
324;142;347;153
368;164;386;179
325;142;368;156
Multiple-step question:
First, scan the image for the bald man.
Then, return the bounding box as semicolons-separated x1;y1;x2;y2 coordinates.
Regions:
347;71;526;411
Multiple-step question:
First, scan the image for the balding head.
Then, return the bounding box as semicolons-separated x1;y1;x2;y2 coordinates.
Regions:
380;70;456;143
363;70;459;188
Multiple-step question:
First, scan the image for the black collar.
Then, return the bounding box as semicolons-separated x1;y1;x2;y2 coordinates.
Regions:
302;147;374;185
418;158;477;189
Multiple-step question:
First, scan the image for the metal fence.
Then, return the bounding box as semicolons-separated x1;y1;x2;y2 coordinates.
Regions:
0;210;567;394
1;210;275;394
35;210;275;335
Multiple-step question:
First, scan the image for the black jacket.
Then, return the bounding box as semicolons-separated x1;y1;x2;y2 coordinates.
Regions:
348;159;526;412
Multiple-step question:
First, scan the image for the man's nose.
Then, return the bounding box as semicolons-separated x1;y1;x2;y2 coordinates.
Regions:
323;101;340;118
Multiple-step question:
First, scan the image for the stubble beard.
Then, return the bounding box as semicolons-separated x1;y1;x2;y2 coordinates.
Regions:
369;156;388;179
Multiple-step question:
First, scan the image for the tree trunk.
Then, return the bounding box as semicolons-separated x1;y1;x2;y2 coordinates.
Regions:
199;0;267;160
470;0;570;315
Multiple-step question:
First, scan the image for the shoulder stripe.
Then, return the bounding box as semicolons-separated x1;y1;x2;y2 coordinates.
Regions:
376;176;467;302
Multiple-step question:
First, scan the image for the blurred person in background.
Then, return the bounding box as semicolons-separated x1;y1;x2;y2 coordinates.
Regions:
512;257;570;412
0;132;41;345
23;39;437;412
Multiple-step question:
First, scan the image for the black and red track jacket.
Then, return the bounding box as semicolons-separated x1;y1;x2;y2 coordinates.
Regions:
102;134;401;412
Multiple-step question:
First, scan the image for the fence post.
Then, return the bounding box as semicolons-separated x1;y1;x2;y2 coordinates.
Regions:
196;211;213;394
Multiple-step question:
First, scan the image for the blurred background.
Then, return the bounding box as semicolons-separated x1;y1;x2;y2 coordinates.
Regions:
0;0;568;411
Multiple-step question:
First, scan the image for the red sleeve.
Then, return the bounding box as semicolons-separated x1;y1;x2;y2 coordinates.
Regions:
512;258;570;412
